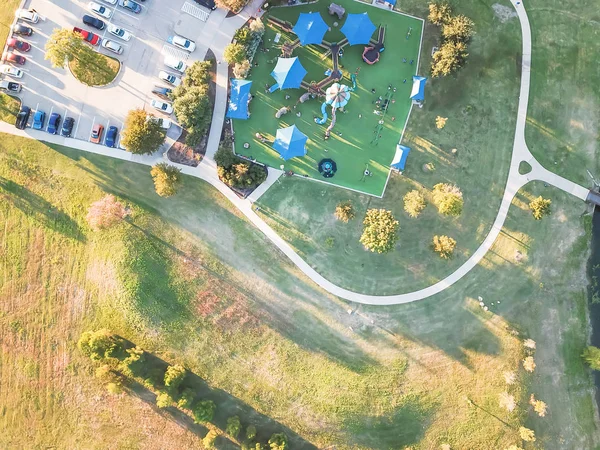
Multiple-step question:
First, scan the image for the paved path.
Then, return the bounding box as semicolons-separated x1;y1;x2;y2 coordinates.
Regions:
0;0;591;305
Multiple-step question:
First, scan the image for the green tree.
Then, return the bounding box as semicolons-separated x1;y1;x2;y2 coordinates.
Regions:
268;433;288;450
403;190;426;218
171;86;211;146
77;329;122;361
215;144;267;188
224;42;247;65
359;209;399;254
246;425;257;441
519;426;535;442
150;163;182;198
120;346;145;377
226;416;242;438
121;109;165;155
442;14;475;41
428;2;452;25
529;196;551;220
432;183;464;216
182;60;212;87
177;387;195;410
203;430;219;449
164;364;186;393
193;399;216;423
431;40;468;77
156;390;174;409
582;346;600;370
432;235;457;259
234;27;253;45
335;201;355;223
45;28;94;68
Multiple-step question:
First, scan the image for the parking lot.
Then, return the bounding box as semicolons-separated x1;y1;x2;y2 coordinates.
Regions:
3;0;220;146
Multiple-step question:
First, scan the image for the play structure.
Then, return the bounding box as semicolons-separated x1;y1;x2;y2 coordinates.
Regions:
328;3;345;20
362;26;386;65
314;71;358;139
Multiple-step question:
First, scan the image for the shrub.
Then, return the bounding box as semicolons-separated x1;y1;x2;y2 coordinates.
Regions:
335;201;355;222
121;109;165;155
86;194;128;230
120;346;146;377
106;382;122;395
360;209;399;254
431;40;468;78
432;235;457;259
268;433;288;450
234;60;251;79
78;329;122;361
403;190;426;218
177;387;195;410
519;426;535;442
432;183;463;216
498;392;516;412
522;356;536;373
224;42;247;65
249;18;265;33
164;364;186;393
435;116;448;129
529;394;547;417
246;425;257;441
234;27;253;46
582;346;600;370
428;1;452;25
529;196;551;220
215;145;266;189
216;0;247;12
193;399;216;423
151;163;182;198
226;416;242;438
203;430;218;449
442;14;475;41
156;391;173;409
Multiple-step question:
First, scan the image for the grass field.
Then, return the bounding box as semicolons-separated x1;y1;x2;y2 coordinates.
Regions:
0;0;20;50
232;0;422;196
0;93;20;125
69;53;120;86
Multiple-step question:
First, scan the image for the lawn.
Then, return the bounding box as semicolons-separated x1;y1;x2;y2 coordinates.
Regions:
232;0;423;196
0;133;598;449
0;0;20;49
69;53;120;86
0;92;20;125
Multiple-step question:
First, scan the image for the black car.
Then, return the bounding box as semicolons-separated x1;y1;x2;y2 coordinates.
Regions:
152;86;172;100
194;0;216;10
15;105;30;130
61;117;75;137
13;23;33;36
83;14;105;30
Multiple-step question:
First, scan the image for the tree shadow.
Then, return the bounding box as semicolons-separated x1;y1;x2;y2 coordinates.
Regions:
0;177;85;242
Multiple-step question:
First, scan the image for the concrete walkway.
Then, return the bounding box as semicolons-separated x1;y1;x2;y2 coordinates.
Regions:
0;0;591;305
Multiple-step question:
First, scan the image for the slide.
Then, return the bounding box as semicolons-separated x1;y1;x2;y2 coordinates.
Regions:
350;73;357;92
315;102;328;125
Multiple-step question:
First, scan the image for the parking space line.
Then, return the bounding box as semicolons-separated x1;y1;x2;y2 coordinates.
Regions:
89;116;96;141
75;109;83;137
64;108;68;121
34;102;39;113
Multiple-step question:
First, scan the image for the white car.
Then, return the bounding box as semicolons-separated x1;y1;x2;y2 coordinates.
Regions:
88;2;112;19
101;39;123;54
15;9;39;23
172;35;196;53
107;24;132;41
158;70;181;87
150;99;173;115
164;56;187;73
0;65;23;78
101;0;118;4
147;115;172;130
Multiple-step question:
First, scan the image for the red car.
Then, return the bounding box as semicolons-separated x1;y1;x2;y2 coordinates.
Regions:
73;27;100;45
5;52;25;65
6;38;31;52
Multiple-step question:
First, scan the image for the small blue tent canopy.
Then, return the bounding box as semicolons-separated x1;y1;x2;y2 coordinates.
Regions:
391;145;411;170
340;13;376;46
273;125;308;160
293;12;329;46
226;79;253;120
410;76;427;102
386;0;397;5
270;57;307;90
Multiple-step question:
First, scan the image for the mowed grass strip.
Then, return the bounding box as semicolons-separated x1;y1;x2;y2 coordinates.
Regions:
69;53;120;86
0;93;20;125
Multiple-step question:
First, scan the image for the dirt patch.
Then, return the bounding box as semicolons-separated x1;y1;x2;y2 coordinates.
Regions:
492;3;517;23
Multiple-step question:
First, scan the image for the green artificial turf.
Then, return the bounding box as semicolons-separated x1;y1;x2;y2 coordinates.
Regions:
232;0;423;196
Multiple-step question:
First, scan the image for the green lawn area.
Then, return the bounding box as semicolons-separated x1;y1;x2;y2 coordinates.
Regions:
232;0;423;196
0;0;20;49
69;53;120;86
0;92;20;125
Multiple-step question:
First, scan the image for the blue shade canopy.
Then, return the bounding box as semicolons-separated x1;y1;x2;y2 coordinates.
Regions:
391;145;411;170
226;79;253;120
293;12;329;46
410;76;427;101
273;125;308;160
340;13;376;46
270;57;307;90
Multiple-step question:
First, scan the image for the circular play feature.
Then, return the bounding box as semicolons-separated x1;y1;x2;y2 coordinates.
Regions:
318;158;337;178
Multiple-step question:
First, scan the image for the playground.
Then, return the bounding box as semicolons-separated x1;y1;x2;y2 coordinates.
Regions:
230;0;423;196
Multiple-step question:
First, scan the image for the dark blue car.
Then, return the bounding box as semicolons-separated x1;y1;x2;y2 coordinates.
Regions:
105;126;118;147
120;0;142;13
32;110;46;130
61;117;75;137
47;113;61;134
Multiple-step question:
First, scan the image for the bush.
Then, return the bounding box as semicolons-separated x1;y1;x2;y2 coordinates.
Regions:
215;145;267;189
177;387;196;409
156;390;174;409
246;425;257;441
582;346;600;370
151;163;182;198
432;183;463;216
431;40;468;78
249;18;265;34
122;109;165;155
78;329;123;361
233;60;251;79
334;201;355;222
224;42;247;65
120;346;146;377
403;190;426;218
268;433;288;450
106;382;122;395
359;209;399;254
428;1;452;25
164;364;186;393
216;0;247;12
203;430;218;449
193;399;216;423
432;235;456;259
435;116;448;129
226;416;242;438
442;14;475;41
529;196;551;220
234;27;253;46
519;427;536;442
86;194;128;230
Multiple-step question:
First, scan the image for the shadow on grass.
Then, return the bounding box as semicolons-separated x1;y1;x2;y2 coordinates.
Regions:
0;177;85;241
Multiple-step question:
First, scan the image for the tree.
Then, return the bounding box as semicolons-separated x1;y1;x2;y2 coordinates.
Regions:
432;183;464;216
432;235;457;259
226;416;242;438
156;390;174;409
177;387;195;410
233;59;251;79
442;14;475;42
523;339;536;350
246;425;257;441
151;163;182;198
193;399;216;423
182;60;212;86
224;42;247;65
431;40;468;77
216;0;247;13
523;356;536;373
120;346;145;377
403;190;426;218
203;430;218;449
171;85;211;146
582;345;600;370
249;18;265;33
519;426;535;442
268;433;288;450
529;394;547;417
86;194;128;230
529;196;551;220
78;329;122;361
45;28;93;68
428;2;452;25
436;116;448;129
498;392;516;412
121;109;165;155
214;145;267;188
335;201;355;223
164;364;186;393
503;371;517;385
359;209;399;254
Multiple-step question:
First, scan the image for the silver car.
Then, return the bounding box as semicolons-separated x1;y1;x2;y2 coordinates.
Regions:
101;39;123;54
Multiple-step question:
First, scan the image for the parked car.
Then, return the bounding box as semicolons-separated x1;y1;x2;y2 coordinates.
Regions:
107;24;132;41
15;9;39;23
194;0;216;10
100;0;118;4
7;38;31;52
171;35;196;53
101;39;123;54
0;65;23;78
83;14;105;30
158;70;181;86
150;99;173;114
12;23;33;36
164;56;186;73
88;2;113;18
105;126;118;147
61;117;75;137
119;0;142;13
32;110;46;130
90;123;104;143
15;105;30;129
152;86;172;100
73;27;100;45
0;80;22;92
5;53;26;65
47;113;61;134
